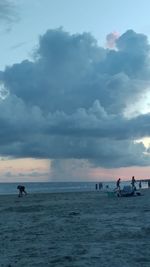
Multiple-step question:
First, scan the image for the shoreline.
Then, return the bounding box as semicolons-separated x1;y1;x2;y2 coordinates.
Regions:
0;180;148;196
0;186;147;195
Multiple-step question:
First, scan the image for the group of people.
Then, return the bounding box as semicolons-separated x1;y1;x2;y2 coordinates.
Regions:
116;176;141;193
95;182;103;190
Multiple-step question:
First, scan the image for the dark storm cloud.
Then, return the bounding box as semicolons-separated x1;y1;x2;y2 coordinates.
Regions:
1;28;150;167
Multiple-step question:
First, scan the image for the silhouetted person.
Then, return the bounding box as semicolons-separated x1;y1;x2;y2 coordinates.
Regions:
131;176;136;191
116;178;121;190
148;180;150;188
139;181;142;189
95;183;98;190
99;182;103;190
17;185;27;197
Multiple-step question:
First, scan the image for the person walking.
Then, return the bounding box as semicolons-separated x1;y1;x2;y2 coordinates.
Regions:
131;176;136;191
116;178;121;190
116;178;121;197
17;185;27;197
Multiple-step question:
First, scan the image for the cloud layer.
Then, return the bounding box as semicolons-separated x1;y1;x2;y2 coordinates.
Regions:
0;28;150;170
0;0;18;26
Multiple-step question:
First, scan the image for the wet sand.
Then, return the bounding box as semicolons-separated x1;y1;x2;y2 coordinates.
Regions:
0;189;150;267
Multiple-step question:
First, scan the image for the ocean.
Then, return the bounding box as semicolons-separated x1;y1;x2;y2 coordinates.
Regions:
0;180;148;195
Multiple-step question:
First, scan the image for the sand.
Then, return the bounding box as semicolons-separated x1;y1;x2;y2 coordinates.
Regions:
0;189;150;267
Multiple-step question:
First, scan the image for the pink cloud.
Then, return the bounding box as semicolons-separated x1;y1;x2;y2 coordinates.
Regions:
91;166;150;181
106;31;120;49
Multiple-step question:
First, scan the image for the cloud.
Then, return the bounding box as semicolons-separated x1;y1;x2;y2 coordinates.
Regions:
10;41;27;50
50;159;92;181
0;0;19;28
0;28;150;171
106;31;119;48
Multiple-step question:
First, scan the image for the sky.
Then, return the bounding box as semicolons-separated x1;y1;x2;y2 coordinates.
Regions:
1;0;150;182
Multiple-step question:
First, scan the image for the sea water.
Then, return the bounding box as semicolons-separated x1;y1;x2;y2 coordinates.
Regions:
0;180;148;195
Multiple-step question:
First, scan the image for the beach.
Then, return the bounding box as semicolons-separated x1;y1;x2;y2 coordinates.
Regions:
0;189;150;267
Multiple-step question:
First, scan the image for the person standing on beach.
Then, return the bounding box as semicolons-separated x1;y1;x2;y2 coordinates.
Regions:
116;178;121;190
99;182;103;190
116;178;121;197
131;176;136;191
17;185;27;197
